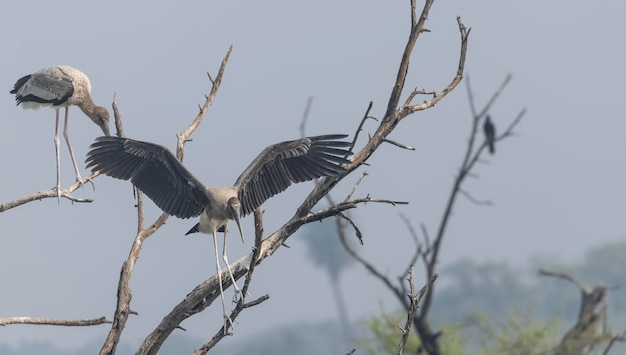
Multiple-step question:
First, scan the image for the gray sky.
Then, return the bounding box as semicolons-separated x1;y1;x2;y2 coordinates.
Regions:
1;0;625;350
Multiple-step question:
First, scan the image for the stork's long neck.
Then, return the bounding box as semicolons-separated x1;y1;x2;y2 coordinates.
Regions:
78;95;110;136
78;95;97;118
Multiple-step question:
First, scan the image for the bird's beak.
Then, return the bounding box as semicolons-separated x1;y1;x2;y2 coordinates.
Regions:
230;203;244;244
100;122;111;137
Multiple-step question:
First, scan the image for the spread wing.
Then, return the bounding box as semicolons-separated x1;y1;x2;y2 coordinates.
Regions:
86;136;209;218
234;134;351;216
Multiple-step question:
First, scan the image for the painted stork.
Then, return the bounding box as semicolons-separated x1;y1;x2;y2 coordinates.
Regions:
86;134;351;321
483;115;496;155
10;66;110;199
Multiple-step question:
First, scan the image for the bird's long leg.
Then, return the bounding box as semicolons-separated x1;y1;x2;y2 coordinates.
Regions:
54;108;62;202
222;231;244;302
62;107;90;187
212;229;232;333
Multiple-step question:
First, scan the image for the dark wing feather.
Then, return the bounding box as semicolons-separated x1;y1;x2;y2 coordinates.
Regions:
234;134;351;216
11;71;74;106
86;136;209;219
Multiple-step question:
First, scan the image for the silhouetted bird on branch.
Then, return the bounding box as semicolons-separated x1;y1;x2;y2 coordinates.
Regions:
483;115;496;155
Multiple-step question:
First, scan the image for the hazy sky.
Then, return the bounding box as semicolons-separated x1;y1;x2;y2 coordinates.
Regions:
1;0;625;351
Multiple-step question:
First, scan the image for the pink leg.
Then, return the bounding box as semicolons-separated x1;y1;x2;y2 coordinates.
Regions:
212;230;233;333
222;231;244;302
62;107;84;183
54;108;62;202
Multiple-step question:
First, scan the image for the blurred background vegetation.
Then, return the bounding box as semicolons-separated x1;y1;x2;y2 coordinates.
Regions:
3;241;624;354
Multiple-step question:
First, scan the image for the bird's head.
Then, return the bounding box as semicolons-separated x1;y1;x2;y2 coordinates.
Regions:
91;106;111;136
228;197;244;244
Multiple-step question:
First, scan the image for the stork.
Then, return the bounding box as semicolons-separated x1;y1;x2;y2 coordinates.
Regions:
483;115;496;155
86;134;351;322
10;66;110;200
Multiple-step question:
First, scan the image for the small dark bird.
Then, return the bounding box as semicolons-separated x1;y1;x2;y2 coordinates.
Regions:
11;66;110;199
483;115;496;154
86;135;351;320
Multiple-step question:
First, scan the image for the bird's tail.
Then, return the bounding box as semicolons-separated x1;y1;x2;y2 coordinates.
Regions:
185;224;199;235
488;141;495;154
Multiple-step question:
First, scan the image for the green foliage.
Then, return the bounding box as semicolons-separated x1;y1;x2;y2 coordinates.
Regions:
468;311;560;355
357;308;468;355
359;308;563;355
359;239;626;354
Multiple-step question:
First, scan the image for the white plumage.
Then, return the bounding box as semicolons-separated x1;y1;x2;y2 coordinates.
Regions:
10;66;110;200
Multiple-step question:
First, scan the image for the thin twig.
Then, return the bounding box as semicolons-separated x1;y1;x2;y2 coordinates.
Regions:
344;172;369;202
177;45;233;161
350;101;374;152
112;92;125;138
299;96;314;138
384;138;415;150
302;197;408;224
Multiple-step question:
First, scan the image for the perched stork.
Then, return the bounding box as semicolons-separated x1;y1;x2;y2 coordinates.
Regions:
10;66;110;199
86;135;351;321
483;115;496;155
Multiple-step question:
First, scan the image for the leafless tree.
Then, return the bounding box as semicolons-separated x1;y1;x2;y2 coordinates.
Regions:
539;269;626;355
335;4;525;353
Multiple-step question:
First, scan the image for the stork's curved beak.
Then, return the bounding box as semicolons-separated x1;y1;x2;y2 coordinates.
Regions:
229;198;244;244
100;122;111;137
89;106;111;136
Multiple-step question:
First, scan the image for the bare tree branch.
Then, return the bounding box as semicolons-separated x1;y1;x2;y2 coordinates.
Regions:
299;96;314;138
538;268;589;292
0;316;110;327
459;189;494;206
344;171;368;202
603;331;626;355
398;269;438;355
349;101;375;152
385;0;436;120
178;45;233;161
112;92;125;138
303;197;408;224
399;16;469;117
540;269;623;355
384;138;415;151
0;181;96;211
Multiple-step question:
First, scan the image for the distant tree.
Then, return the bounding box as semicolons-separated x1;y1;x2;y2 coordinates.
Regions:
430;260;535;325
302;218;356;337
359;246;626;355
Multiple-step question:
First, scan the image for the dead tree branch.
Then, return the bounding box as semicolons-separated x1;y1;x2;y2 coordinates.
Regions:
539;269;624;355
99;47;232;355
0;316;110;327
0;174;99;211
398;270;438;355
